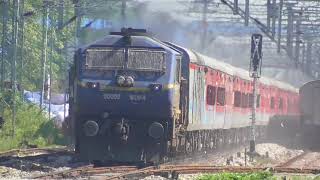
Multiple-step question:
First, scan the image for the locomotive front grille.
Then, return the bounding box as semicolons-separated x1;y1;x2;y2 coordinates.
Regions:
127;49;165;72
85;48;166;72
85;48;126;69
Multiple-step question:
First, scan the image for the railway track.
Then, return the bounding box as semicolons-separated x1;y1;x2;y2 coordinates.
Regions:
276;151;320;169
0;147;71;159
2;145;320;179
276;151;310;168
31;164;320;179
31;165;140;179
105;165;320;180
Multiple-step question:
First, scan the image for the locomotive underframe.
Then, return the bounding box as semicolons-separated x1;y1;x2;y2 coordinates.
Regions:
168;126;266;157
73;115;171;163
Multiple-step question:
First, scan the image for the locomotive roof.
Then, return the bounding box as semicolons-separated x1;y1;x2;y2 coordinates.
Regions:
80;35;180;55
181;47;298;92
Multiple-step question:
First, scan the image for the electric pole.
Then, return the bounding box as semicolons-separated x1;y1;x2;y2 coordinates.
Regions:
75;0;82;47
277;0;283;53
48;2;56;120
249;34;263;155
294;11;302;68
1;0;9;117
271;0;276;37
267;0;270;30
11;0;20;137
244;0;249;26
19;0;25;98
201;0;208;50
286;6;293;58
40;0;49;109
121;0;127;27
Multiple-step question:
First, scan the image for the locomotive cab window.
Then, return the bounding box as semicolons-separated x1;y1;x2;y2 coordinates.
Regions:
234;91;241;107
206;85;216;105
217;87;225;106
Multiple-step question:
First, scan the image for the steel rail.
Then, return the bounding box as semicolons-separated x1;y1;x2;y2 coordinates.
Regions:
31;165;139;179
276;151;310;168
105;165;320;180
0;147;69;158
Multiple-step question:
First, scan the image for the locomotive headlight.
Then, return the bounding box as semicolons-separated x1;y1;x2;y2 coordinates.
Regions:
149;84;162;91
148;122;164;139
83;120;99;137
116;76;126;86
86;82;99;89
125;76;134;87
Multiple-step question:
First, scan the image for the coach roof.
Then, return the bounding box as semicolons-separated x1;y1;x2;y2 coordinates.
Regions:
177;46;298;92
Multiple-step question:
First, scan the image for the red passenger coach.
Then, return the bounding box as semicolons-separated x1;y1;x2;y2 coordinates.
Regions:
166;43;300;153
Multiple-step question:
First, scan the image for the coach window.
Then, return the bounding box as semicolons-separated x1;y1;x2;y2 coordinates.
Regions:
234;91;241;107
217;87;225;106
241;93;248;108
287;99;291;112
257;94;260;108
270;97;275;109
249;94;253;107
279;97;283;110
248;94;260;108
206;85;216;105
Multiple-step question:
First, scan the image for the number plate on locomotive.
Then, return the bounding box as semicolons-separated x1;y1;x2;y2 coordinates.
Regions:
103;93;120;100
129;95;146;101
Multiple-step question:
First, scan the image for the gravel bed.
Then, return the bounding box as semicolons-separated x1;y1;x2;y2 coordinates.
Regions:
0;152;80;179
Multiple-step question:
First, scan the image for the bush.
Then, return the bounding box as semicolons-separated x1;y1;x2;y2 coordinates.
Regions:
0;93;67;151
197;172;275;180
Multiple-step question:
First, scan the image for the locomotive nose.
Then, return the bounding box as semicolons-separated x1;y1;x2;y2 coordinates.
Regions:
83;120;99;137
148;122;164;139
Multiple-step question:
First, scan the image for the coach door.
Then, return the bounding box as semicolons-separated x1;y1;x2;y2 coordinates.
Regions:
188;65;206;129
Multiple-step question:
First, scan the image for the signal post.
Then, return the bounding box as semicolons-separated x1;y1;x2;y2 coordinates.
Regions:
249;34;263;154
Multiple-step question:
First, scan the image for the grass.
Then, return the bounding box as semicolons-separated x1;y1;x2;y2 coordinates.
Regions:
0;92;67;151
197;172;276;180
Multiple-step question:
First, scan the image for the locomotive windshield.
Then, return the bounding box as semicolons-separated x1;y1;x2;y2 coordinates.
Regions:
82;48;166;80
84;48;166;72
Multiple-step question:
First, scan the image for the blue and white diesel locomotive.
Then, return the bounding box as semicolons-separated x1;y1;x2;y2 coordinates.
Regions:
68;28;299;164
69;28;183;163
